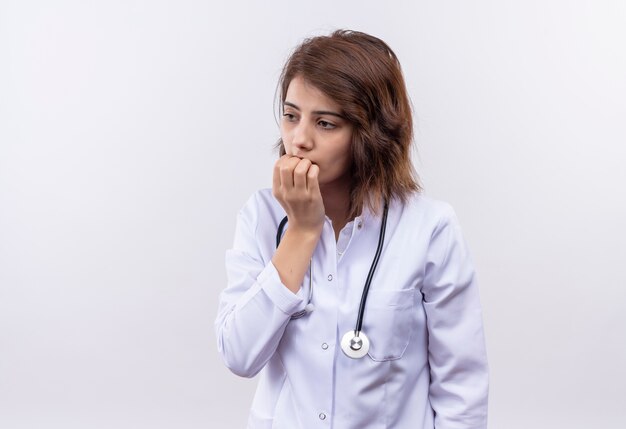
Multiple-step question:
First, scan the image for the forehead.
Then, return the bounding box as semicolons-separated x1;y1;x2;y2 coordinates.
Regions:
284;76;341;110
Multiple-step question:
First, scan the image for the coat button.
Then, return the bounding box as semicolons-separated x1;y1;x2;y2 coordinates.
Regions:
319;412;327;420
327;274;333;281
357;221;363;229
321;343;329;350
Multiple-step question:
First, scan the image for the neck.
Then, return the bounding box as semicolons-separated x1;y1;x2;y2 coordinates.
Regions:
320;178;353;239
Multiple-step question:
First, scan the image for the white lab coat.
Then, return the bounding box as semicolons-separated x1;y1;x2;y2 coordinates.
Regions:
215;188;489;429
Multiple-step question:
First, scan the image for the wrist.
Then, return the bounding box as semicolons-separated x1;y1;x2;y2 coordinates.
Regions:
284;224;323;242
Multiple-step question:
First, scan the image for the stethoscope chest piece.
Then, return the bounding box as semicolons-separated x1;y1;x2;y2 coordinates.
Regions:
340;330;370;359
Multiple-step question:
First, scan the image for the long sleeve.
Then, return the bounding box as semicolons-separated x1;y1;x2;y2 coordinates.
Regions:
421;204;489;429
215;192;307;378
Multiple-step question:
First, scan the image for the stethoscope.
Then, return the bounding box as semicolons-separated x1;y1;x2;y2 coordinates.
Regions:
275;201;389;359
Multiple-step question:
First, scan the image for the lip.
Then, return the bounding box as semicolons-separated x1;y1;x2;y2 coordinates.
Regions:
289;153;317;165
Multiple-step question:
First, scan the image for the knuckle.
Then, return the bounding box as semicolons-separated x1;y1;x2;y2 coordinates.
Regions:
296;160;311;173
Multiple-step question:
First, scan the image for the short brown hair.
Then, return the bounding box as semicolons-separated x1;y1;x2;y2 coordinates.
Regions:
274;29;422;219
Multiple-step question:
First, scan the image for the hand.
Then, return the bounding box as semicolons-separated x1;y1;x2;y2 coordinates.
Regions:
272;154;325;235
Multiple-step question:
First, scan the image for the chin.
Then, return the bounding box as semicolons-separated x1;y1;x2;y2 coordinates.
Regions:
318;173;344;187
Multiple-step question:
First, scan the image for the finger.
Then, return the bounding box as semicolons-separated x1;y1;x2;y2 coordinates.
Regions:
273;155;289;192
272;157;284;196
307;164;320;194
293;158;312;191
279;156;301;189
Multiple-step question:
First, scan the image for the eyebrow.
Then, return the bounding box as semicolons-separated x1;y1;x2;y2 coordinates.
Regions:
283;101;345;119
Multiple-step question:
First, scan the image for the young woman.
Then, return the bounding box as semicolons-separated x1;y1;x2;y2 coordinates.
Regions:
216;29;489;429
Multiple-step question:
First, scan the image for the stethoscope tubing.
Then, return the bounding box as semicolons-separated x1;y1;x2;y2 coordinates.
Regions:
355;201;388;334
275;216;289;248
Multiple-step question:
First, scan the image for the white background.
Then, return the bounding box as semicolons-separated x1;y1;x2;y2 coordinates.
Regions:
1;1;625;428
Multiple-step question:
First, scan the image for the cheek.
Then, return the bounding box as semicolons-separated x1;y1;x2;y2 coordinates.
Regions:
334;138;352;163
279;126;292;146
326;142;352;171
279;137;289;153
282;140;293;155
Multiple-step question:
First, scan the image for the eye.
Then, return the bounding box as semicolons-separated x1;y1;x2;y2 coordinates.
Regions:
318;120;336;130
282;113;297;122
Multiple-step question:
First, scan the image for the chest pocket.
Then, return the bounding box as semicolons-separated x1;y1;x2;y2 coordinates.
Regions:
362;289;415;362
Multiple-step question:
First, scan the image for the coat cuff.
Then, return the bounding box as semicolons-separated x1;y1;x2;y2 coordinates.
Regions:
257;260;306;315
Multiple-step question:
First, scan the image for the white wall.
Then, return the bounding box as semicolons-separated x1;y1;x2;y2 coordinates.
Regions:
1;1;625;428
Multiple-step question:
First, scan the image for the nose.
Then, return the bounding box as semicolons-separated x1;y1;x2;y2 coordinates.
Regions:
290;120;313;155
